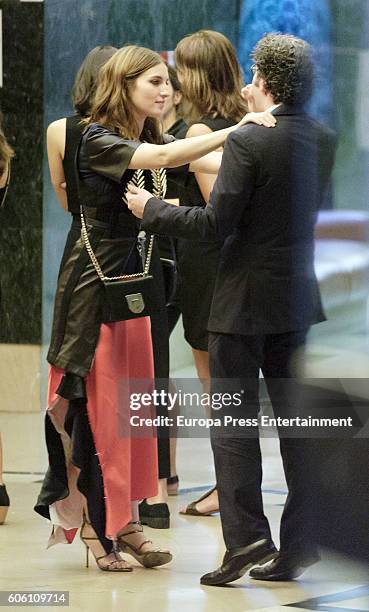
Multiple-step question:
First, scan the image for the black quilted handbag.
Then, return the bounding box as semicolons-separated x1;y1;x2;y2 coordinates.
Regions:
80;207;164;322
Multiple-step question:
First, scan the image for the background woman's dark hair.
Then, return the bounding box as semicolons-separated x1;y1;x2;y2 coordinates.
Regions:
167;64;184;118
168;64;181;93
72;45;117;117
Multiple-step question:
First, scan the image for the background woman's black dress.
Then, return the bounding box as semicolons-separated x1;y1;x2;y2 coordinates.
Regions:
176;116;236;351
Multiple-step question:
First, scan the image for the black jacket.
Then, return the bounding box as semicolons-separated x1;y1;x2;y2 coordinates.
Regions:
143;105;336;335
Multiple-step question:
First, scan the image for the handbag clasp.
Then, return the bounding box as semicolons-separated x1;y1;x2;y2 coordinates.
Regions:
126;293;145;314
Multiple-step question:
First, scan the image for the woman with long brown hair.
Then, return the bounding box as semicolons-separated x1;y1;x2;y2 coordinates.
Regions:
35;44;274;572
173;30;250;517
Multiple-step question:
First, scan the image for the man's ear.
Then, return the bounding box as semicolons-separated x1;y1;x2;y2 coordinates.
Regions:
174;91;182;106
241;85;256;112
259;78;268;95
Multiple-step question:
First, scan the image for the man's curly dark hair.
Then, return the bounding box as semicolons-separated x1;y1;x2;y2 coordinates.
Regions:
252;33;314;106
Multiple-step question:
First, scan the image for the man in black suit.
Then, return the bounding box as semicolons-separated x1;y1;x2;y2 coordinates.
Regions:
127;34;336;586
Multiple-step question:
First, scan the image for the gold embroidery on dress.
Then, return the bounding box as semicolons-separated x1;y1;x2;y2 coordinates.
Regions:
122;168;167;204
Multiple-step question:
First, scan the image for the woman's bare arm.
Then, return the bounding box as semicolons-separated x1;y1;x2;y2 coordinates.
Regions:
185;123;218;203
189;151;222;174
128;110;276;171
47;118;68;212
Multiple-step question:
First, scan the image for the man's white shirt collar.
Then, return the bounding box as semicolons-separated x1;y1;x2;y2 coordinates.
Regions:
266;103;282;113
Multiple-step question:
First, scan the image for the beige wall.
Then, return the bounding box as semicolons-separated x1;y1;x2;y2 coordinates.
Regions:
0;344;41;413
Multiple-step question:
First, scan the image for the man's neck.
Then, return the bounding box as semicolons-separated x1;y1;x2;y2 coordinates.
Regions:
261;95;276;112
266;103;282;113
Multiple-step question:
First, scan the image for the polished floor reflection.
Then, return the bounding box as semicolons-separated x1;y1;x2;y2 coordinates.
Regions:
0;412;368;612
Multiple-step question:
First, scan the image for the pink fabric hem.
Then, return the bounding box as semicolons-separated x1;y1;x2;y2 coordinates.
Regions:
46;317;159;544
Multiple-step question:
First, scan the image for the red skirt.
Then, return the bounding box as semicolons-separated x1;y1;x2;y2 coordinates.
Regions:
44;317;158;546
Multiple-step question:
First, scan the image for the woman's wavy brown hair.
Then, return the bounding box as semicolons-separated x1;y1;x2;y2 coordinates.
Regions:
87;45;165;143
174;30;247;124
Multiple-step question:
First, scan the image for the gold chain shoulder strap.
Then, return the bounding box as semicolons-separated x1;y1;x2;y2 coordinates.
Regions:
80;209;154;282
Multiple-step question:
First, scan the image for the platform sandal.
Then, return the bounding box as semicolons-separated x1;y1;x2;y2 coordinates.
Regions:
118;521;172;568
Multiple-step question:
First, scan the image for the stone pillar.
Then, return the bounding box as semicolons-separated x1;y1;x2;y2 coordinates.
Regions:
0;0;43;412
331;0;369;210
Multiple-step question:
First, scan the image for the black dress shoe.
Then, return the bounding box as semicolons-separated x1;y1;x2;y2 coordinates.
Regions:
200;539;278;586
138;499;170;529
249;552;320;581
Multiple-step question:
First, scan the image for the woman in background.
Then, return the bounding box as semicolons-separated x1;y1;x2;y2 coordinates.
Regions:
138;66;186;524
159;65;187;336
174;30;248;517
154;66;187;502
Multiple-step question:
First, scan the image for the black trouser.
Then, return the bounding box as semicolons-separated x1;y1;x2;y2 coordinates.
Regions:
208;330;315;557
150;307;171;479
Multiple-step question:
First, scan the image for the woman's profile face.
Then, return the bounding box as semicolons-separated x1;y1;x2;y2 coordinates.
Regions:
130;63;170;120
160;80;183;121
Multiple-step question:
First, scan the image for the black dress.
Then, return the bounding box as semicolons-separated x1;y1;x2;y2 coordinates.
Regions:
58;115;85;272
176;116;236;351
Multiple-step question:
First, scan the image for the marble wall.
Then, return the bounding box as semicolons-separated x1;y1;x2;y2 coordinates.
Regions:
331;0;369;210
238;0;333;124
237;0;369;212
0;0;43;344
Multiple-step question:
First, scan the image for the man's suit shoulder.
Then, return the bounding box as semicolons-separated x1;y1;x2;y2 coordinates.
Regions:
228;123;279;149
230;123;264;142
225;117;337;168
231;116;336;145
225;125;262;156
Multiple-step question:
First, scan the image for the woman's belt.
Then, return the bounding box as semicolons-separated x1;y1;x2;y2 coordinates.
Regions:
84;215;138;239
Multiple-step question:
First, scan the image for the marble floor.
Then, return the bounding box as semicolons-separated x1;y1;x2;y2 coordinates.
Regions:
0;411;368;612
1;315;369;611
